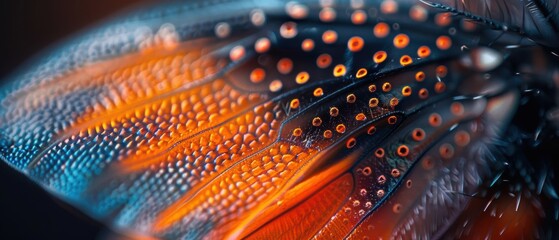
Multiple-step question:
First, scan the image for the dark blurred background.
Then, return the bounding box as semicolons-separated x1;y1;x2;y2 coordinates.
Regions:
0;1;154;239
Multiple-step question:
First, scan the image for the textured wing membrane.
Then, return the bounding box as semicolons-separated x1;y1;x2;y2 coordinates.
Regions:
246;173;355;239
422;0;559;49
346;92;518;239
0;0;522;239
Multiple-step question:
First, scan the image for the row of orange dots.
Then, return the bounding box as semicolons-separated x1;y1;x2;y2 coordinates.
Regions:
226;39;288;93
290;103;400;143
340;115;399;150
259;18;452;91
420;136;469;171
407;101;469;166
359;2;461;214
365;69;449;111
282;1;454;38
354;103;470;204
438;105;470;160
281;23;450;69
283;0;373;26
284;0;444;25
406;114;471;221
365;80;412;110
247;47;445;94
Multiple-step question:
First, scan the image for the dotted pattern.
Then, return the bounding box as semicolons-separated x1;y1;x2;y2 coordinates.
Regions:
0;0;516;239
314;97;487;238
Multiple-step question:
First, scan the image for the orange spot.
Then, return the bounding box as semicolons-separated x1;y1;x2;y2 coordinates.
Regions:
401;86;412;96
429;113;442;127
330;107;339;117
346;94;356;103
397;145;409;157
277;58;293;74
351;10;367;24
451;102;464;115
439;143;455;159
229;46;245;61
280;22;297;38
367;126;376;135
355;113;367;121
375;148;385;158
301;39;315;51
382;82;392;92
436;35;452;50
389;97;399;107
418;88;429;99
368;84;377;92
436;65;448;77
377;175;387;184
336;124;346;133
313;88;324;97
454;131;471;146
322;30;338;44
296;72;310;84
415;71;426;82
435;13;452;27
319;8;336;22
411;128;425;141
293;127;303;137
290;98;300;109
391;169;401;178
373;51;388;64
434;82;446;93
381;0;398;14
286;3;308;19
363;167;372;176
376;189;385;197
392;203;402;213
269;80;283;92
346;137;357;148
356;68;368;78
250;68;266;83
417;46;431;58
333;64;347;77
373;22;390;38
422;156;434;170
388;115;397;124
369;98;379;107
255;38;271;53
393;34;410;49
323;130;333;139
409;5;427;22
317;54;332;68
312;117;322;126
400;55;413;66
348;36;365;52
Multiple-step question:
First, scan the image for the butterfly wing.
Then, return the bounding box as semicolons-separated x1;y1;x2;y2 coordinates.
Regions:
0;0;554;239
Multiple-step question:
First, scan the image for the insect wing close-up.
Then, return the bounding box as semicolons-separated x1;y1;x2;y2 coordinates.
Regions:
1;0;559;239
